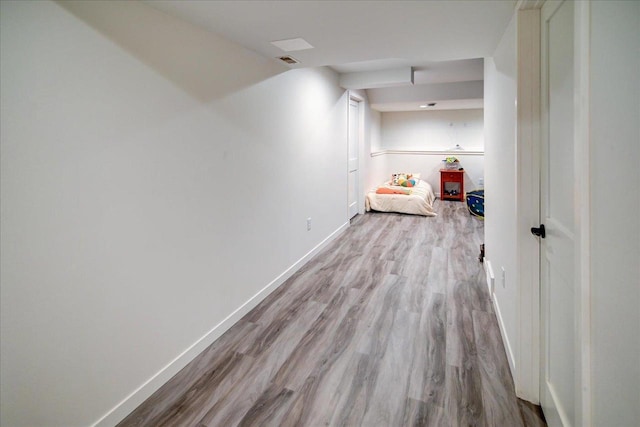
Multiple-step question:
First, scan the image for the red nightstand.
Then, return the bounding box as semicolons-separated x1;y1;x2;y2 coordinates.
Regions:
440;169;465;201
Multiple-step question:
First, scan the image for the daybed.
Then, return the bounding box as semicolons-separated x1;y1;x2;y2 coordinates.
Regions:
365;175;437;217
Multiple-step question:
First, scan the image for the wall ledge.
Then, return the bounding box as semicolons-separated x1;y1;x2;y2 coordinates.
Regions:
371;149;484;157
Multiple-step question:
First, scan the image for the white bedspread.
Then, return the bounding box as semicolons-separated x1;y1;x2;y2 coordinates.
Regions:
365;180;437;217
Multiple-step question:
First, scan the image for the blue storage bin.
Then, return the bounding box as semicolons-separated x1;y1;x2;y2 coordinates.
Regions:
466;189;484;218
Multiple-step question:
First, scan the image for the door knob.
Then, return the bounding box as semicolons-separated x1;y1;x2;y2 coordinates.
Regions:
531;224;546;238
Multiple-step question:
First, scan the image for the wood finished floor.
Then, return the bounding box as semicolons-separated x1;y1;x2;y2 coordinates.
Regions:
119;200;546;427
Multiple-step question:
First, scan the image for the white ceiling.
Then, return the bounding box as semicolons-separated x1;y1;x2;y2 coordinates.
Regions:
145;0;517;111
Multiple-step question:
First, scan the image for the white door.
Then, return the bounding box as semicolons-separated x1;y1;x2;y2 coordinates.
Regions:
539;1;576;426
348;99;360;219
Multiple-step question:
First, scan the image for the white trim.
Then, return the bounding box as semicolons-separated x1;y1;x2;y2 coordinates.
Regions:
348;93;363;218
91;221;350;427
349;91;367;215
370;149;484;157
574;1;592;425
515;8;541;404
546;381;574;427
492;286;517;376
484;259;495;296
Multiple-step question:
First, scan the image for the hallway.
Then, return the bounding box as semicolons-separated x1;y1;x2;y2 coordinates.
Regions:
120;201;544;426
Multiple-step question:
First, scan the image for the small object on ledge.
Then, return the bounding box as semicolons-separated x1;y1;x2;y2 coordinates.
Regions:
443;156;460;170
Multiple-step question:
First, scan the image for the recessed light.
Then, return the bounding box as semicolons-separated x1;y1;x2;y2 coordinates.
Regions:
270;38;314;52
420;105;427;108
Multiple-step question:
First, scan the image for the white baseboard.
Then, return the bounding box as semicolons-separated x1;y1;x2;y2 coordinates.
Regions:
483;258;515;378
492;292;516;378
92;221;350;427
484;259;495;295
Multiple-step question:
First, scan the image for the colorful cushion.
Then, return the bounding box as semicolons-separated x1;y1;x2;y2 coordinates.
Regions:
398;177;416;187
391;173;420;186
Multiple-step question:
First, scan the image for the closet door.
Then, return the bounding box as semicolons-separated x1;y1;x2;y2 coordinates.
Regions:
539;1;577;425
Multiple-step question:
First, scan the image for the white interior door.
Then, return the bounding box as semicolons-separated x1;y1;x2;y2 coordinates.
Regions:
348;99;359;219
540;1;576;426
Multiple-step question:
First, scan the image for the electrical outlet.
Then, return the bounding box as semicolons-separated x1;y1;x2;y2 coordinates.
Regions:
501;267;506;288
307;217;312;231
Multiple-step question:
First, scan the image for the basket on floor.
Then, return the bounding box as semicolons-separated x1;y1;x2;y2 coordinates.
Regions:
466;189;484;219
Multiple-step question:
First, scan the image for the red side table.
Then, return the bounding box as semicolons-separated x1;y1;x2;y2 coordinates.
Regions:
440;169;465;201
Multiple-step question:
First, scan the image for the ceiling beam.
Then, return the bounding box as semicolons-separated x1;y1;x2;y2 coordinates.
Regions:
367;80;483;105
339;67;414;90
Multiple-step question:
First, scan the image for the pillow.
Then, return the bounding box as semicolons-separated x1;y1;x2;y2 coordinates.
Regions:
397;176;416;187
391;173;421;186
377;186;411;195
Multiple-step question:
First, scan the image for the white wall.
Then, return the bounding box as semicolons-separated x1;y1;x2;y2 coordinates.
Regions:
368;109;484;193
483;12;518;373
0;1;350;426
365;110;389;193
381;109;484;151
589;1;640;425
369;108;383;153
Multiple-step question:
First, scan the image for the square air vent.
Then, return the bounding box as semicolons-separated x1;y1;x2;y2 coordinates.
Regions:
271;38;313;52
279;56;299;65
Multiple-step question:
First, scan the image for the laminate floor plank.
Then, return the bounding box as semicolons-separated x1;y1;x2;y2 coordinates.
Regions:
319;277;406;426
198;300;327;427
119;200;546;427
473;310;524;427
427;246;448;294
399;263;429;314
354;274;404;356
408;291;446;406
518;398;548;427
445;278;479;369
278;278;400;426
235;286;360;427
444;361;486;427
402;398;446;427
360;309;420;427
323;351;373;426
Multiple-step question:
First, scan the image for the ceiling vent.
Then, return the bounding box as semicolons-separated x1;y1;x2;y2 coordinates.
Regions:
279;56;299;65
271;38;313;52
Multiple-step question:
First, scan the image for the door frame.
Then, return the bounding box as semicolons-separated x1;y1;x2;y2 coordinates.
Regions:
515;2;591;424
348;92;366;216
571;1;592;424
